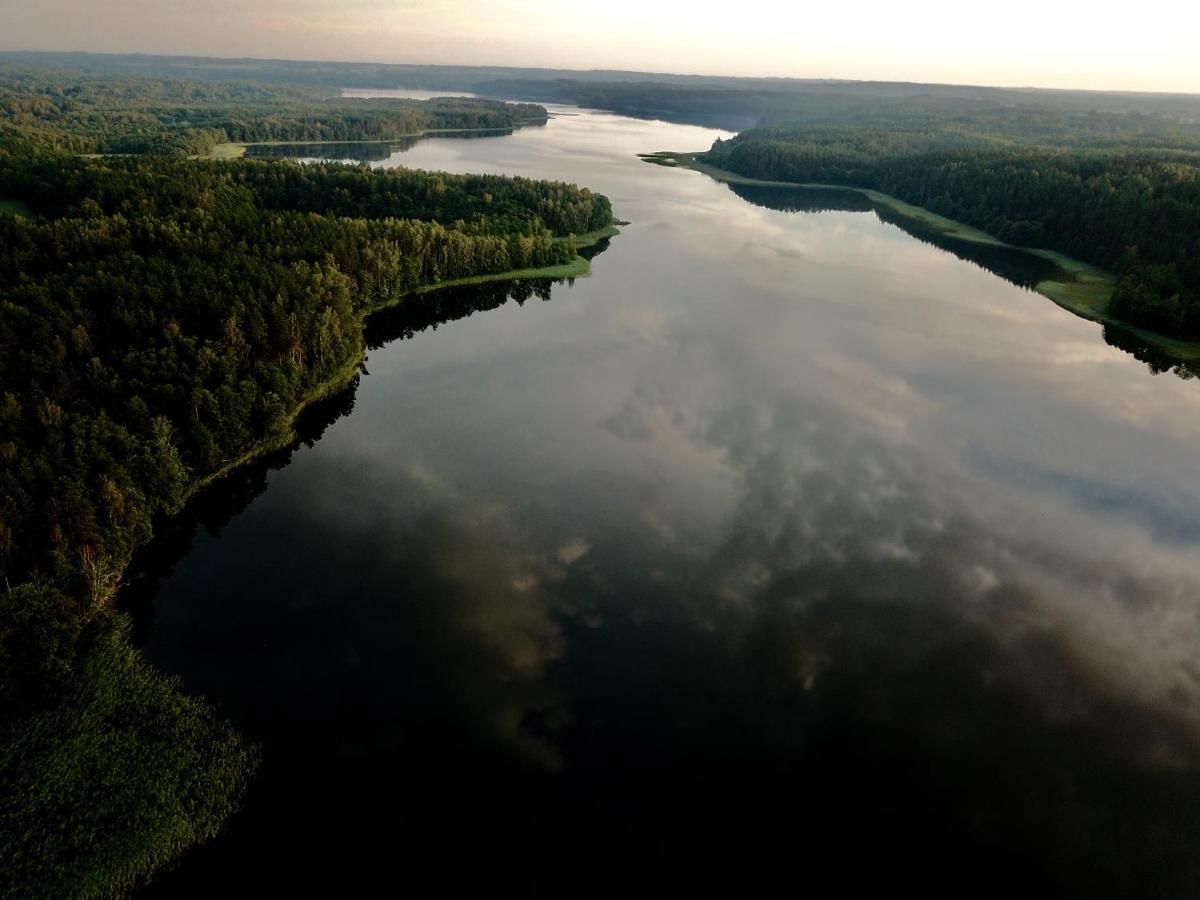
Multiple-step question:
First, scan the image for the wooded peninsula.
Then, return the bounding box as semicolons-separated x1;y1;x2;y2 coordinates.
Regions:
0;64;612;897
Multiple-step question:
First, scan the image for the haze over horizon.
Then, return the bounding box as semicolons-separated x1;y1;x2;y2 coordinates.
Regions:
5;0;1198;94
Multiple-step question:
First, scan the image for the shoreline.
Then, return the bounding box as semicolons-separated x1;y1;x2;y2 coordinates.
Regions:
640;152;1200;363
204;120;547;160
106;225;617;606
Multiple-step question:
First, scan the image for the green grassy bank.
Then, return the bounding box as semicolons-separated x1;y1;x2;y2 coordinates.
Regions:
641;151;1199;361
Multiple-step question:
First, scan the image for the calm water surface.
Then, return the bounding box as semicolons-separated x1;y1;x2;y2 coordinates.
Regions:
140;108;1200;896
341;87;481;101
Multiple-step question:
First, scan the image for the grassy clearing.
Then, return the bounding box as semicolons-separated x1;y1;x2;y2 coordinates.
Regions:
1031;253;1115;318
0;198;35;217
859;189;1006;247
573;223;621;248
641;151;1200;361
206;142;247;159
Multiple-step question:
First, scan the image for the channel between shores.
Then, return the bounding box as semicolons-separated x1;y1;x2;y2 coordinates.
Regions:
641;151;1200;363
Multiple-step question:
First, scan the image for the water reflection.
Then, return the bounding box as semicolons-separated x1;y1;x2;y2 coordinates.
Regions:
124;274;581;636
243;129;519;163
1104;323;1200;378
140;107;1200;897
121;385;360;640
727;182;876;215
142;337;1200;894
728;182;1065;290
728;182;1195;377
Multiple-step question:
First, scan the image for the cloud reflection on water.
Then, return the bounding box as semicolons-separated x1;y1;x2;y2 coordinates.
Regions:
141;108;1200;894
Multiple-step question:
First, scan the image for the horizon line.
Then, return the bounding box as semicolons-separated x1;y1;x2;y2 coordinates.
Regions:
2;47;1197;99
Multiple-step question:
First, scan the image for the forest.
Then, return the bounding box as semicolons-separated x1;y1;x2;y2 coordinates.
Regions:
0;152;610;594
0;64;548;156
9;49;1200;121
700;118;1200;340
0;66;611;898
6;48;1200;894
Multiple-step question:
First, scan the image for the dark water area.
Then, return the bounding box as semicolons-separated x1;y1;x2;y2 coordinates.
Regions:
138;108;1200;897
1104;323;1200;379
122;277;575;639
727;182;878;214
730;181;1065;289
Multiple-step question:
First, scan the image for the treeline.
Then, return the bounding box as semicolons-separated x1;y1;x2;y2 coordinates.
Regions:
0;148;611;895
469;77;1200;139
201;95;544;148
0;148;609;605
208;160;612;235
703;127;1200;339
2;154;612;236
0;65;548;156
10;50;1200;121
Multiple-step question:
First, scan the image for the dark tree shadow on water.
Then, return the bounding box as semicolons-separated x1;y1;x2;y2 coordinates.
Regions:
242;129;518;163
727;182;1200;380
120;269;591;637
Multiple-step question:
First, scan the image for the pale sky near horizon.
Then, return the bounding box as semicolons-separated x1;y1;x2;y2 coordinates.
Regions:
4;0;1198;94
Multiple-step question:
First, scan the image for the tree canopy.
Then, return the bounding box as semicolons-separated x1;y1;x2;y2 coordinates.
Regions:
702;120;1200;339
0;64;549;156
0;64;612;898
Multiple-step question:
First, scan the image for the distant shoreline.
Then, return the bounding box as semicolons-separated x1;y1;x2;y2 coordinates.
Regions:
204;120;547;159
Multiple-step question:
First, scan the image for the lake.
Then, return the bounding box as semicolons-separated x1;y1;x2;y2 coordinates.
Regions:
136;106;1200;896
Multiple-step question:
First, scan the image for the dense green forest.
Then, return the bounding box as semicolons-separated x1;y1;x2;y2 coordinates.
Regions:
699;121;1200;340
0;153;609;595
11;51;1195;340
0;66;612;897
0;65;547;156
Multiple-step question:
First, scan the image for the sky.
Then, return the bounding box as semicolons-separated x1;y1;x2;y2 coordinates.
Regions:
5;0;1199;93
